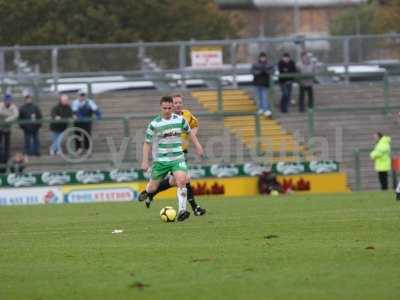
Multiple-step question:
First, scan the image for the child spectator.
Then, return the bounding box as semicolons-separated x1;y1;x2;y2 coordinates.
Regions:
8;151;27;174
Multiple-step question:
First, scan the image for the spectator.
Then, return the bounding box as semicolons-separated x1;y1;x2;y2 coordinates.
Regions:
278;53;297;113
50;94;73;155
72;90;101;151
18;91;42;156
0;94;19;173
251;52;273;117
370;132;391;190
297;51;316;112
8;151;27;174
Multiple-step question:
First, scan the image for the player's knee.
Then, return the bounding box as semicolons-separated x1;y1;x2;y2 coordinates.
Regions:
146;181;159;193
169;176;176;186
175;174;187;188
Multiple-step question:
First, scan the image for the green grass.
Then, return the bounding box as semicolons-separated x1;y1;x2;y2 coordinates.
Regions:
0;192;399;300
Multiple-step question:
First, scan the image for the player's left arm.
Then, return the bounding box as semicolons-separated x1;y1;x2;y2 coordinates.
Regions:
189;131;204;157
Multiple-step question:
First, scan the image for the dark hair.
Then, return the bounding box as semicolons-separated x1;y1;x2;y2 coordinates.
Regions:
259;52;267;58
376;132;383;139
283;52;291;58
160;96;173;105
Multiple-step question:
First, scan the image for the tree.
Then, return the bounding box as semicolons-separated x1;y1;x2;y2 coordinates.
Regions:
330;0;400;35
0;0;240;46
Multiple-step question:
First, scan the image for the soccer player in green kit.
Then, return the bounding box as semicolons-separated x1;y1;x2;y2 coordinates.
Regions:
141;96;204;221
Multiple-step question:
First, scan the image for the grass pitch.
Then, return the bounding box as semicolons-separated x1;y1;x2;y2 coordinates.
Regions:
0;192;399;300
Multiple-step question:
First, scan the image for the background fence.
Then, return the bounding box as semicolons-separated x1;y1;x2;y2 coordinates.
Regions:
1;34;400;82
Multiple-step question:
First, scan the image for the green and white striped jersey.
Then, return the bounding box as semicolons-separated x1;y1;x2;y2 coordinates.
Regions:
145;113;191;162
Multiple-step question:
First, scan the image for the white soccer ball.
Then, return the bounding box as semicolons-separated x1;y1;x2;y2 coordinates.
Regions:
160;206;177;222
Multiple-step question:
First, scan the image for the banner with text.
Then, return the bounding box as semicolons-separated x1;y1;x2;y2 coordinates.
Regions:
0;161;339;189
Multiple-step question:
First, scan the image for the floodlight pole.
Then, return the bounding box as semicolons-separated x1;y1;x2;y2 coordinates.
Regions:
293;0;300;35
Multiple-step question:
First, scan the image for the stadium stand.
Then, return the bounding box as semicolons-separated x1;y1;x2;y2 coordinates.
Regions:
192;89;313;161
6;90;253;172
3;79;400;191
274;82;400;190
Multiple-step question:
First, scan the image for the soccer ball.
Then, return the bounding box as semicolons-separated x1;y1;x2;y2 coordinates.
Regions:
270;190;279;196
160;207;177;222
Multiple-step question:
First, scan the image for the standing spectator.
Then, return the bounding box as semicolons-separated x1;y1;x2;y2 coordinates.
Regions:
251;52;273;117
278;53;297;113
50;94;73;155
72;90;101;151
18;91;42;156
0;94;19;173
8;151;27;174
297;51;316;112
370;132;391;190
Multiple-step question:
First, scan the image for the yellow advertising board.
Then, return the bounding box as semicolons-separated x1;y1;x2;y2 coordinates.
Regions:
136;172;350;199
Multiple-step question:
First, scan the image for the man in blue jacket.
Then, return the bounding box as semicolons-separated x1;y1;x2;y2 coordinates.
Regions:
71;90;101;152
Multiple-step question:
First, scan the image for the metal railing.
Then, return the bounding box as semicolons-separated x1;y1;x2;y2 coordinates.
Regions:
0;70;398;174
352;147;400;191
0;111;309;173
305;72;397;139
1;33;399;82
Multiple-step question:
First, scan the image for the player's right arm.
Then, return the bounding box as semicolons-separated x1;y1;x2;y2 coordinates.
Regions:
189;113;199;136
141;122;154;171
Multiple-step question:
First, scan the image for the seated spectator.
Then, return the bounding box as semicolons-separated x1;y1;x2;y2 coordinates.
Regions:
18;90;42;156
0;94;19;174
72;90;101;152
278;53;297;113
50;94;73;155
8;152;27;174
297;51;316;112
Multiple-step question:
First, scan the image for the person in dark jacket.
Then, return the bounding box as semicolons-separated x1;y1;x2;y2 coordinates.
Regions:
251;52;274;117
8;151;27;174
71;90;101;151
278;53;297;113
18;92;42;156
49;94;73;155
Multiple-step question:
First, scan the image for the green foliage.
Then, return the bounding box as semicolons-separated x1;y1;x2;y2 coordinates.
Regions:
330;5;375;35
330;0;400;35
0;0;239;46
0;192;400;299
